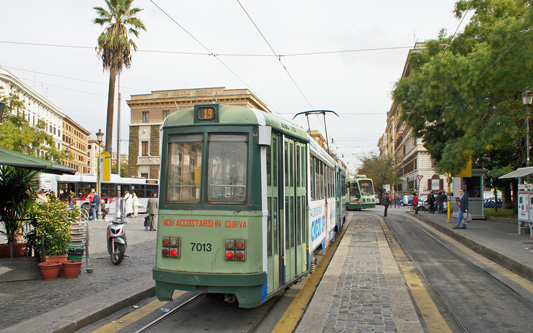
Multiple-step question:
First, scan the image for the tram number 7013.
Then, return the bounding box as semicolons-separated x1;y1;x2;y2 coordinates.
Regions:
191;243;212;252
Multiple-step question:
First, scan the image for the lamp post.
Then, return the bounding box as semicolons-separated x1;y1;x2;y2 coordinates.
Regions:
523;88;533;171
96;129;104;220
65;148;70;168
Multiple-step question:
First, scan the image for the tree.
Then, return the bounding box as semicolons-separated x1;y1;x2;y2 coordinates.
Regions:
0;90;64;161
357;153;401;195
392;0;532;207
94;0;146;153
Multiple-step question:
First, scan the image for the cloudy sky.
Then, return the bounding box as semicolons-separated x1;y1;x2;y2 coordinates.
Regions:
0;0;468;171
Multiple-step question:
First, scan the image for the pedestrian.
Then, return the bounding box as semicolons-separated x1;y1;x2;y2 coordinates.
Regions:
394;194;400;208
382;192;391;217
453;189;469;229
436;191;445;214
428;191;435;214
413;193;419;214
87;189;95;220
132;192;139;217
92;191;101;220
123;190;133;217
147;193;159;231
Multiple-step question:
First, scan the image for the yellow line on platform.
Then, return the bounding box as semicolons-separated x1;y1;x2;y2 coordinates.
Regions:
93;291;187;333
380;214;452;333
272;212;353;333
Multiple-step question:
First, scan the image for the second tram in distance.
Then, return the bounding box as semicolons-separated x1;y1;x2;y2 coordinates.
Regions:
346;175;376;210
153;103;346;308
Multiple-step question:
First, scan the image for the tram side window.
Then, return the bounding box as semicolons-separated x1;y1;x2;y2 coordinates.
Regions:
167;134;203;202
207;134;248;203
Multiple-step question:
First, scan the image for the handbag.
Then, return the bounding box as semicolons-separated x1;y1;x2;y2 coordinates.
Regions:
144;216;150;227
462;212;472;224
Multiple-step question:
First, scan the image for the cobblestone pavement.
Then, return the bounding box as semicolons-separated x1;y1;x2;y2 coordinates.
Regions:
297;212;421;333
0;215;156;329
324;217;395;333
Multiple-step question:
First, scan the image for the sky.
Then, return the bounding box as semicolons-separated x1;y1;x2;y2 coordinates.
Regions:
0;0;468;172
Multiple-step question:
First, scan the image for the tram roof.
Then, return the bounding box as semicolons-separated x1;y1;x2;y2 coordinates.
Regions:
163;104;309;142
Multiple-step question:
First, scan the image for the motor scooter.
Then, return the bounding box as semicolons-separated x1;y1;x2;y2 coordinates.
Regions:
107;198;128;265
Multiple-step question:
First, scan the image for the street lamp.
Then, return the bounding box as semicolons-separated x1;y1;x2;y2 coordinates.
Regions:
523;88;533;169
65;148;70;167
96;129;104;220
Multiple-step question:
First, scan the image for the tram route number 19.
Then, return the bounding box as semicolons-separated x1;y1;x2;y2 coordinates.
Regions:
197;107;215;120
191;242;212;252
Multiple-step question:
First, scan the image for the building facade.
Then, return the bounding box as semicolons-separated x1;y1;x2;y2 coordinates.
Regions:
0;67;64;151
63;117;90;173
0;67;95;174
379;44;447;194
126;87;270;179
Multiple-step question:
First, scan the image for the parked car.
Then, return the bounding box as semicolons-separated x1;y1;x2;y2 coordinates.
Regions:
484;198;502;208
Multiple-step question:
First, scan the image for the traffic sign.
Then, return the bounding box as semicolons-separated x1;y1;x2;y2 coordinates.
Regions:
417;175;423;182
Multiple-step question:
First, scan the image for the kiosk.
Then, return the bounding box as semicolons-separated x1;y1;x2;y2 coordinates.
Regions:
452;168;488;220
501;166;533;237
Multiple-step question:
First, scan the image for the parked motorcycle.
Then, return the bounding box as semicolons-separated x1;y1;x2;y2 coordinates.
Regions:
107;198;128;265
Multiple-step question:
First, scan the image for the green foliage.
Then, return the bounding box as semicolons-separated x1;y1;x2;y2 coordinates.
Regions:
392;0;532;178
357;153;401;193
0;166;40;243
31;197;81;256
0;90;66;162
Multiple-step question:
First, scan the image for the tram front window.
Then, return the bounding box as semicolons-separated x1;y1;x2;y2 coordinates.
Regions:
167;134;203;202
207;134;248;203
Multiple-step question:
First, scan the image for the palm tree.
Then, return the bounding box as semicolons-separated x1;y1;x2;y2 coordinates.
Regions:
94;0;146;153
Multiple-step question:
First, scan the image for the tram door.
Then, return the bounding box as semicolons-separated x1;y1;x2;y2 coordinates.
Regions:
284;138;297;282
283;137;307;282
266;134;283;293
295;142;308;274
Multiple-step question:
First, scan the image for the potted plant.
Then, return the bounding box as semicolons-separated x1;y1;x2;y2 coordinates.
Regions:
0;166;39;258
31;196;81;269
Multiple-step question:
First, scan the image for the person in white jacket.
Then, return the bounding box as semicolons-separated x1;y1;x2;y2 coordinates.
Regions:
124;190;133;217
132;192;139;217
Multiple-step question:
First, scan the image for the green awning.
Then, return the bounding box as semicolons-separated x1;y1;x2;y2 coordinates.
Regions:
0;146;76;175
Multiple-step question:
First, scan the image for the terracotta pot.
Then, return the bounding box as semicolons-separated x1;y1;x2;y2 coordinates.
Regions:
45;254;69;276
63;260;82;279
0;243;28;258
38;262;61;280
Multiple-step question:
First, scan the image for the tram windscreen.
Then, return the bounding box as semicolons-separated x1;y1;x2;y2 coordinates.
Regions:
167;134;203;202
207;134;248;203
358;180;374;196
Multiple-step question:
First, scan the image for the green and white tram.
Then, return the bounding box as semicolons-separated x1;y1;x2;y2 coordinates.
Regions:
346;175;376;210
153;104;346;308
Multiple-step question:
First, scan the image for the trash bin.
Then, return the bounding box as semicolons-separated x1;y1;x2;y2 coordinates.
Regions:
67;246;84;261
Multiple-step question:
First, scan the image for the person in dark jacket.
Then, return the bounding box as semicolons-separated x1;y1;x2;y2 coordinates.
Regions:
436;191;445;214
382;192;391;216
453;189;469;229
428;192;435;214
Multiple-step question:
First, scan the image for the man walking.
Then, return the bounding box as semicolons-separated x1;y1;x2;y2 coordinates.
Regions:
382;192;391;217
147;193;159;231
453;189;469;229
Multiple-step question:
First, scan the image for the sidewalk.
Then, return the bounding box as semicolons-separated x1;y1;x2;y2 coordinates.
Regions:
412;209;533;281
0;215;157;332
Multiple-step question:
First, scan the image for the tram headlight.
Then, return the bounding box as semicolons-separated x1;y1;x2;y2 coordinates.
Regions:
162;236;180;259
224;239;246;261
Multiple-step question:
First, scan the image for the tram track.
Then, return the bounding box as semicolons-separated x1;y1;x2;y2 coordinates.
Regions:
134;293;203;333
126;287;291;332
380;212;533;332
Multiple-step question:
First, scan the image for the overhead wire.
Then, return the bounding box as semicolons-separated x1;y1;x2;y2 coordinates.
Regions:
235;0;313;110
149;0;278;113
